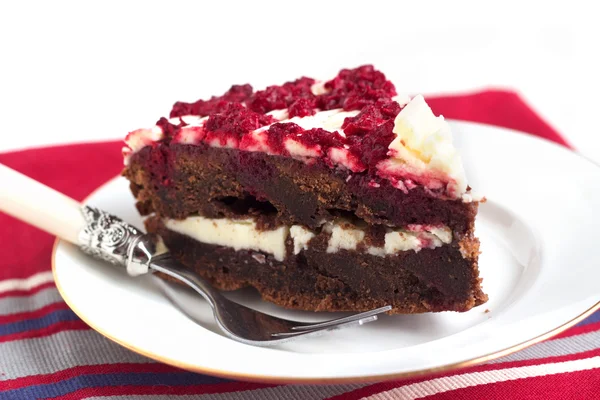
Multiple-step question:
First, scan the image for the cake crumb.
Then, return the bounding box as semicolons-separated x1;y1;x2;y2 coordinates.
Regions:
484;309;490;314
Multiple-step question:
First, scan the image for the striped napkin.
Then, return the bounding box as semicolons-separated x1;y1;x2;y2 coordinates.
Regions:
1;90;598;399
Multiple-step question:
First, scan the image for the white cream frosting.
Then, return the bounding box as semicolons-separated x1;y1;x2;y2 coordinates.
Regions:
385;95;467;195
310;81;328;95
392;93;412;107
163;216;452;260
174;126;204;144
125;126;164;153
240;109;360;159
327;147;363;172
255;108;359;136
284;138;321;158
178;115;208;126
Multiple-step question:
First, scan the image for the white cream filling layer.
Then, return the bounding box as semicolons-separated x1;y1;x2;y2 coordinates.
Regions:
323;221;452;256
165;217;289;261
164;216;452;261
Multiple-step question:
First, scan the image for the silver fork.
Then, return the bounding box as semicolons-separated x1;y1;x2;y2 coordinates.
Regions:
0;165;391;346
77;206;392;346
151;253;391;345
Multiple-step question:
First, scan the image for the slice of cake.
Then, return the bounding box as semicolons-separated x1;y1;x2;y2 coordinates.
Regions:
123;65;487;314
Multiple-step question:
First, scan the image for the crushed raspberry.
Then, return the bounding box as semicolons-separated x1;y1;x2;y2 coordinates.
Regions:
142;67;401;172
204;103;276;147
316;65;396;111
288;98;317;118
265;123;304;154
170;84;253;118
247;77;316;114
347;120;396;170
407;224;443;232
125;65;466;198
297;128;345;150
155;117;185;138
263;124;344;156
342;99;402;136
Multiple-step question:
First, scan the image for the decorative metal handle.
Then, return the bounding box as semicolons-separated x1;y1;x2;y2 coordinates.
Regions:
77;206;158;276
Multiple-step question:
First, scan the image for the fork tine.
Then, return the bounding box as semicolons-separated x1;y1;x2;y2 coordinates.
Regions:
151;256;392;344
270;314;380;338
288;305;392;332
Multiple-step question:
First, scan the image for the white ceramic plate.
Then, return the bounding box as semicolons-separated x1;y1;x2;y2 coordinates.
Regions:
53;121;600;383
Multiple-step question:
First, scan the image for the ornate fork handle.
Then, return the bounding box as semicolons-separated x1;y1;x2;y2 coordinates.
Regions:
78;206;158;276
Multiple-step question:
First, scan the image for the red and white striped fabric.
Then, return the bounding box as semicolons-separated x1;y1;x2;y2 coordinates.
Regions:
1;90;598;399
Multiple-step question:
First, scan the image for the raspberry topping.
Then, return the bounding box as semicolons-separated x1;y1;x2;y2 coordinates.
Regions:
288;98;317;118
347;120;397;170
156;117;185;138
334;100;403;170
125;64;468;199
317;65;397;111
138;66;401;171
204;103;276;147
170;84;253;118
342;99;402;136
265;123;304;154
260;123;345;158
169;65;396;119
297;128;345;149
246;77;316;114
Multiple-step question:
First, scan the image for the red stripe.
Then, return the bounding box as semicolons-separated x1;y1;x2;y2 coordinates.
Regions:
0;281;56;299
0;363;191;390
421;367;600;399
0;320;88;343
0;141;123;281
326;381;401;400
0;301;69;323
325;348;600;400
553;321;600;340
48;382;277;399
426;90;572;149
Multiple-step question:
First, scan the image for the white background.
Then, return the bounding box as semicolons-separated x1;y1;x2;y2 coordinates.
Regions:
1;1;599;163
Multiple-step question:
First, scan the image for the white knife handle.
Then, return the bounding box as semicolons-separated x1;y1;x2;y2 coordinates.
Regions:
0;163;85;244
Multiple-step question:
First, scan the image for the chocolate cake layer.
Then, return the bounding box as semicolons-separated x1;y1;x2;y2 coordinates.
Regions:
146;217;486;314
125;143;478;234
